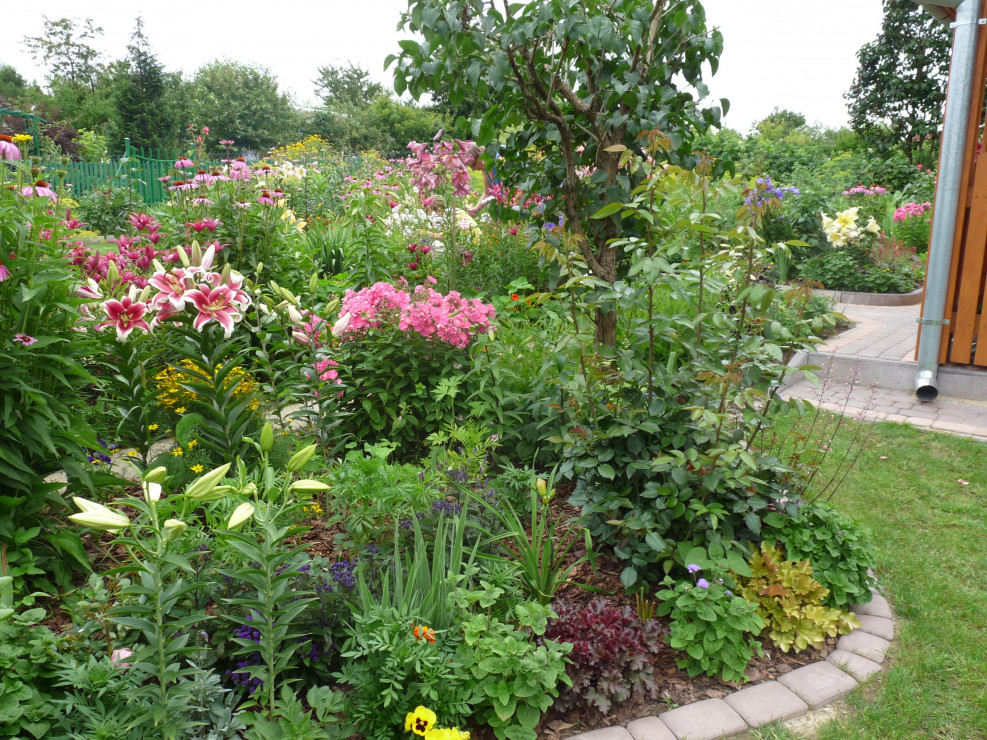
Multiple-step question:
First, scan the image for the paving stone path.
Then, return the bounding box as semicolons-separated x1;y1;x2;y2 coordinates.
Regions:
783;301;987;440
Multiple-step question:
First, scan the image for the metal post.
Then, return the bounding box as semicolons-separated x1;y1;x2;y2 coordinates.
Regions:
915;0;984;401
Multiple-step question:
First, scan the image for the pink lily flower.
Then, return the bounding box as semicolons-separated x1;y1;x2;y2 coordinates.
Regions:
149;268;193;310
185;284;241;337
95;296;151;341
12;334;37;346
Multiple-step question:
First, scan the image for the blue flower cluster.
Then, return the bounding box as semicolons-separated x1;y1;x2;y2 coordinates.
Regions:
746;176;800;207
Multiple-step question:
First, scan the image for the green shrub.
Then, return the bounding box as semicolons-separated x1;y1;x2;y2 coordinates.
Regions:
654;574;764;684
766;502;877;608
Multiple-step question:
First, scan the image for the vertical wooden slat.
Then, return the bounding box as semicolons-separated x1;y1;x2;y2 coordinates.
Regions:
918;0;987;363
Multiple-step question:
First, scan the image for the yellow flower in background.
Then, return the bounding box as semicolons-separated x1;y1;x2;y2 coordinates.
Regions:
865;217;881;235
155;359;261;413
170;448;184;457
127;449;139;457
148;423;159;431
191;464;204;474
12;134;33;143
187;439;198;449
405;706;437;736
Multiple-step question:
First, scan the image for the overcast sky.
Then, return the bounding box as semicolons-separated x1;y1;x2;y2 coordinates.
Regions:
2;1;892;133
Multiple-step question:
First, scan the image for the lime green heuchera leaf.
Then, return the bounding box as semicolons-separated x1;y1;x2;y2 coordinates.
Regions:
738;541;858;653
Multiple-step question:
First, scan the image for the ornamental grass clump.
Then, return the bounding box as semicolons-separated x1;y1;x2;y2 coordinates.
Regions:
544;598;664;714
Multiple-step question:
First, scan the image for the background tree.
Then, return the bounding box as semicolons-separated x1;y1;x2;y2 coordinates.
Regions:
314;63;386;109
310;62;445;153
22;17;105;92
845;0;950;162
390;0;724;345
755;108;806;141
188;61;302;153
112;18;172;153
0;65;30;105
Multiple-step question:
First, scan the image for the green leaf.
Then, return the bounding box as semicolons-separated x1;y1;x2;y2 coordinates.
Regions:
591;202;624;219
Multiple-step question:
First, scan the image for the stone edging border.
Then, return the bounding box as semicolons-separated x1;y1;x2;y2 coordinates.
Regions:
812;287;923;307
566;586;894;740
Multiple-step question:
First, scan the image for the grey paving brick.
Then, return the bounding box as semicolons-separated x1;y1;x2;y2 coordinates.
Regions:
826;649;884;682
659;698;748;739
777;661;859;709
837;630;891;663
626;716;677;740
855;614;895;641
722;681;808;727
851;592;893;619
567;727;635;740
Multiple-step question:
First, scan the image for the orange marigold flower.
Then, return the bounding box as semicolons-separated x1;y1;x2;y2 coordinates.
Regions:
511;293;520;301
413;624;436;643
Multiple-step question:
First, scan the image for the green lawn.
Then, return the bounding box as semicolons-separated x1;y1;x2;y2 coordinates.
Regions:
752;420;987;740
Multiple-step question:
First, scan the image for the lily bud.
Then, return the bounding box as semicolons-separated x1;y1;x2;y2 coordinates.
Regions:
190;240;203;266
144;481;162;503
162;519;187;543
308;272;319;294
287;305;303;324
185;463;232;500
144;466;168;484
331;312;351;338
290;479;330;493
255;261;264;275
240;482;258;496
69;499;130;532
281;287;299;305
106;260;120;285
177;245;191;267
152;259;165;273
259;422;274;452
227;502;254;529
286;443;318;472
536;478;547;497
220;263;231;284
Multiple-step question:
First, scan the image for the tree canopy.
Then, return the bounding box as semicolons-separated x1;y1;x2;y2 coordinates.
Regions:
389;0;725;344
845;0;950;161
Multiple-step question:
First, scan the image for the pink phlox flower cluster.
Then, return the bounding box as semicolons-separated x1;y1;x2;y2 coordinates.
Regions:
315;358;341;383
338;281;494;348
340;281;412;334
893;202;932;222
843;184;887;196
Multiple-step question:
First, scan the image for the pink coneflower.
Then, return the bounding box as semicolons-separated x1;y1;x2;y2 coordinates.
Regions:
174;156;195;169
158;175;172;183
231;157;248;171
209;169;230;182
220;139;235;147
22;180;57;201
192;169;215;184
94;296;151;341
191;196;213;206
12;334;37;346
0;262;11;282
257;191;274;205
168;180;197;191
0;135;20;161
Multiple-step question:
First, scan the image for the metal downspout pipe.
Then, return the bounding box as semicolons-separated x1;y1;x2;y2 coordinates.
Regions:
916;0;984;401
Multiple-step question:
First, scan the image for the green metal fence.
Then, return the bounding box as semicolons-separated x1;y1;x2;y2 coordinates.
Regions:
40;139;226;205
